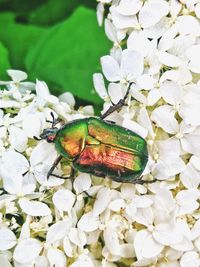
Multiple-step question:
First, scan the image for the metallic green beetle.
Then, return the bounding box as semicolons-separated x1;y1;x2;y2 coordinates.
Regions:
38;85;153;184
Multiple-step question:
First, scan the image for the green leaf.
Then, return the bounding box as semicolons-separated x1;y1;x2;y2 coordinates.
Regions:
25;6;111;104
0;13;46;69
0;41;11;80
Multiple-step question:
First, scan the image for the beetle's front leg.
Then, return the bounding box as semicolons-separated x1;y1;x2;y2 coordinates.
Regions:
131;178;158;185
101;82;134;120
48;164;76;180
47;155;63;179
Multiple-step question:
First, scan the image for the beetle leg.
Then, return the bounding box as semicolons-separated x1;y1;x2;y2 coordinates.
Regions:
131;178;158;184
48;164;76;180
100;82;134;119
47;155;63;179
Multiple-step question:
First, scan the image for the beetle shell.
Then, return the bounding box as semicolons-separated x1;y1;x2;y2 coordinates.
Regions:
55;118;148;183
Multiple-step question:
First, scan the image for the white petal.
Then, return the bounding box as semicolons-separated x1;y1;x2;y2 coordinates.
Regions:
7;70;27;82
121;49;143;80
134;230;164;259
160;81;182;105
158;26;178;51
170;0;182;18
35;80;50;99
46;219;72;244
169;34;196;57
153;223;183;246
68;228;87;248
0;255;12;267
158;51;181;67
19;198;51;216
134;207;154;226
2;170;23;195
30;141;57;167
97;3;104;26
191;219;200;240
139;0;169;28
137;74;154;90
137;107;154;138
108;83;123;104
104;19;118;43
122;118;148;138
93;73;109;100
0;228;16;250
22;112;45;138
171;237;193;252
13;238;42;264
53;189;76;212
180;251;200;267
186;44;200;73
176;189;200;215
47;248;66;267
153;156;185;180
121;183;136;199
160;67;192;85
109;199;126;212
152;188;175;224
195;3;200;18
134;196;153;208
77;211;99;232
180;163;200;189
73;173;91;194
127;31;154;57
93;187;111;216
34;256;49;267
8;126;28;153
101;56;121;82
119;243;135;258
181;134;200;157
147;88;161;106
63;237;74;257
111;8;138;29
115;0;142;15
104;227;120;255
151;105;179;134
130;88;147;105
176;15;200;36
1;150;29;174
59;92;75;107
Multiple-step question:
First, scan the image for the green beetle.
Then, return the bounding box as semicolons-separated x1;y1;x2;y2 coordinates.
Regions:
38;85;153;184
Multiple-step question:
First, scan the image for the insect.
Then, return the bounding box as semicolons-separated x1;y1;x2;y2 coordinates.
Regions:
37;84;155;184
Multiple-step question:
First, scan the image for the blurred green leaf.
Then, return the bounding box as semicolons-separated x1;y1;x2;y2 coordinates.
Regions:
28;0;96;26
25;6;111;104
0;13;46;69
0;41;10;79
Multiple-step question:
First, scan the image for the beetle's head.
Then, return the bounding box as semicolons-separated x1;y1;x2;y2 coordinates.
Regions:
39;127;58;143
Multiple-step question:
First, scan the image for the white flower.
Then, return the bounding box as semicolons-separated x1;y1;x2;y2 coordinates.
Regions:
150;139;185;180
53;189;76;212
0;0;200;265
0;228;17;251
139;0;169;28
13;238;42;264
101;49;143;82
19;198;51;216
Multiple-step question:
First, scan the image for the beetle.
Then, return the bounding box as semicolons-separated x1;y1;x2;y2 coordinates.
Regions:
37;84;155;184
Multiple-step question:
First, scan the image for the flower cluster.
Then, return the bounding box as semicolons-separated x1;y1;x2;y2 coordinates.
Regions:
0;0;200;267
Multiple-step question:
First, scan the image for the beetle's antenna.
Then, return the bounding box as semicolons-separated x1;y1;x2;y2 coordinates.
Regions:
46;112;61;128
